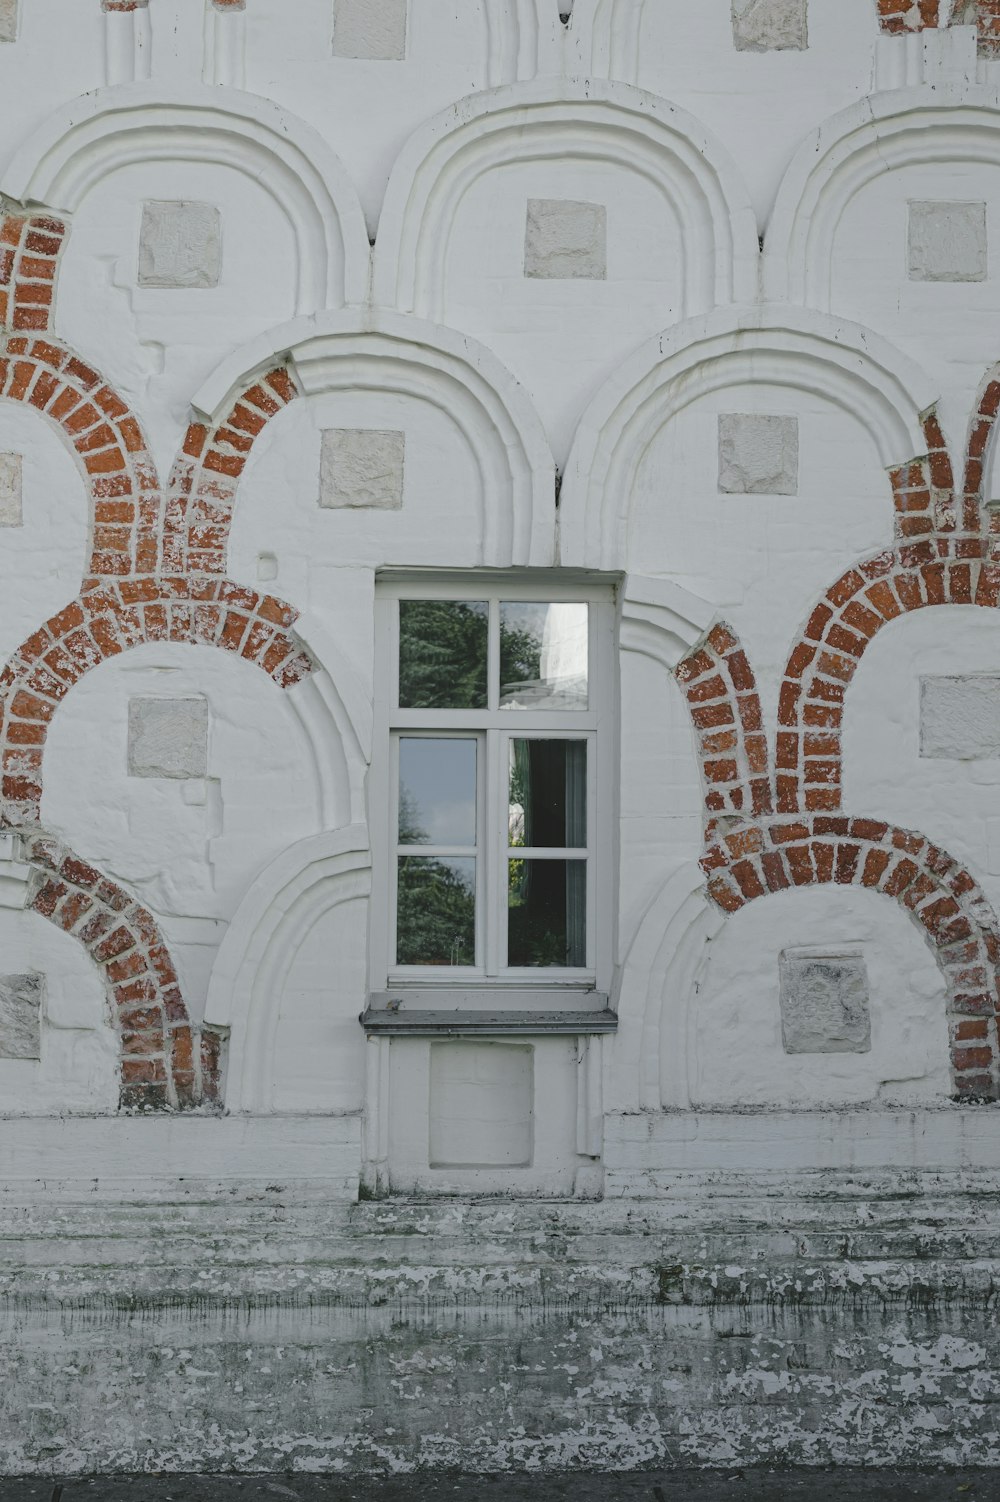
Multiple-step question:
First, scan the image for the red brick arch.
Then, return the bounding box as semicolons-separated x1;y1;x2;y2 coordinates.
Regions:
25;833;220;1111
0;579;311;826
701;813;1000;1100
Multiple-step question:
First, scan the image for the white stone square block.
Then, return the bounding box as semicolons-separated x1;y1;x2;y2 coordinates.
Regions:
429;1042;533;1168
524;199;607;281
0;0;17;42
0;973;42;1060
921;676;1000;759
128;697;209;780
320;428;405;510
333;0;407;59
908;201;987;283
0;453;22;526
138;201;222;289
718;413;799;494
779;950;871;1055
732;0;808;52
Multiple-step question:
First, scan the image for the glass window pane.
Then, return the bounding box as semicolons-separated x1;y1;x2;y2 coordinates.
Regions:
499;602;588;711
397;857;476;967
507;859;586;968
509;740;586;848
399;600;488;709
399;738;477;848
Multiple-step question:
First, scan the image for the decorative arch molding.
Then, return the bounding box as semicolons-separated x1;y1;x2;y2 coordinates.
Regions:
765;88;1000;308
485;0;560;85
193;310;557;568
560;306;935;571
373;78;759;322
567;0;649;82
285;614;372;831
619;574;718;675
203;825;371;1113
0;84;370;311
613;868;722;1112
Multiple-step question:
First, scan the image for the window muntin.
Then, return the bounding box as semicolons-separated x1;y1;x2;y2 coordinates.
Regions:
375;579;612;990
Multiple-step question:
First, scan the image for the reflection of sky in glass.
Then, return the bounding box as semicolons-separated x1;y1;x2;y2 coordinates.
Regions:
500;602;588;710
399;738;476;847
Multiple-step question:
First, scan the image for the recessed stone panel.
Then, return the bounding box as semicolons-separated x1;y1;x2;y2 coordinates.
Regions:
0;973;42;1060
524;199;607;281
128;697;209;780
138;201;222;289
0;453;22;526
429;1042;533;1168
320;428;405;510
908;201;987;283
779;950;871;1055
921;676;1000;759
0;0;18;42
732;0;808;52
718;413;799;494
333;0;407;59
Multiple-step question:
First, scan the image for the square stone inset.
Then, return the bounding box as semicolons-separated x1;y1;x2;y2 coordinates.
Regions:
718;413;799;495
0;973;42;1060
921;676;1000;759
908;201;987;283
0;0;18;42
732;0;808;52
0;453;22;526
779;950;871;1055
429;1042;533;1168
138;201;222;289
524;199;607;281
333;0;407;59
320;428;405;510
128;697;209;780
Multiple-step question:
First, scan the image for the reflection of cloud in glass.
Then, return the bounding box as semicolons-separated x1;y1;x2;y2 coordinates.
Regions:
500;602;588;710
399;738;477;847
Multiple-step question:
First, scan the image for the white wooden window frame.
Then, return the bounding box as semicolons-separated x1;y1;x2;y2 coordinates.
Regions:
370;572;618;1002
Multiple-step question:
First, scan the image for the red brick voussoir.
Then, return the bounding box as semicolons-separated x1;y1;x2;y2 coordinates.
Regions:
702;815;1000;1101
161;367;299;577
776;535;1000;815
876;1;1000;56
0;210;67;335
0;334;160;578
24;832;221;1111
675;621;773;822
0;580;313;826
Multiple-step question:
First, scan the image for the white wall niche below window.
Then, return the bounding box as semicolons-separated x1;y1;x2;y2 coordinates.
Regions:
429;1040;534;1168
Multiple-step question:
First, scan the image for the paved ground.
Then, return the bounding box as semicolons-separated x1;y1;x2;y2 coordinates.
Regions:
3;1472;995;1501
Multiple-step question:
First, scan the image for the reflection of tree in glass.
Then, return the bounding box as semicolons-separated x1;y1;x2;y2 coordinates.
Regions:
397;790;475;966
500;617;542;690
397;856;475;966
399;601;489;709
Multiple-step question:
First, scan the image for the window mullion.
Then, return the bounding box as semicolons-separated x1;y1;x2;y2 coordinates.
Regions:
484;726;501;976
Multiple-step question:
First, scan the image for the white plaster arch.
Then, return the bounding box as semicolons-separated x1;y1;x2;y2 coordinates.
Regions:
0;84;370;312
612;867;723;1113
194;310;557;568
619;574;718;676
765;87;1000;308
568;0;647;82
204;825;371;1114
283;627;370;832
373;78;759;321
486;0;560;85
560;305;937;571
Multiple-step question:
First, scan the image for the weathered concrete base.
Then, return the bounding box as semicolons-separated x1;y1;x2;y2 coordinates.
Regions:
3;1110;1000;1476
